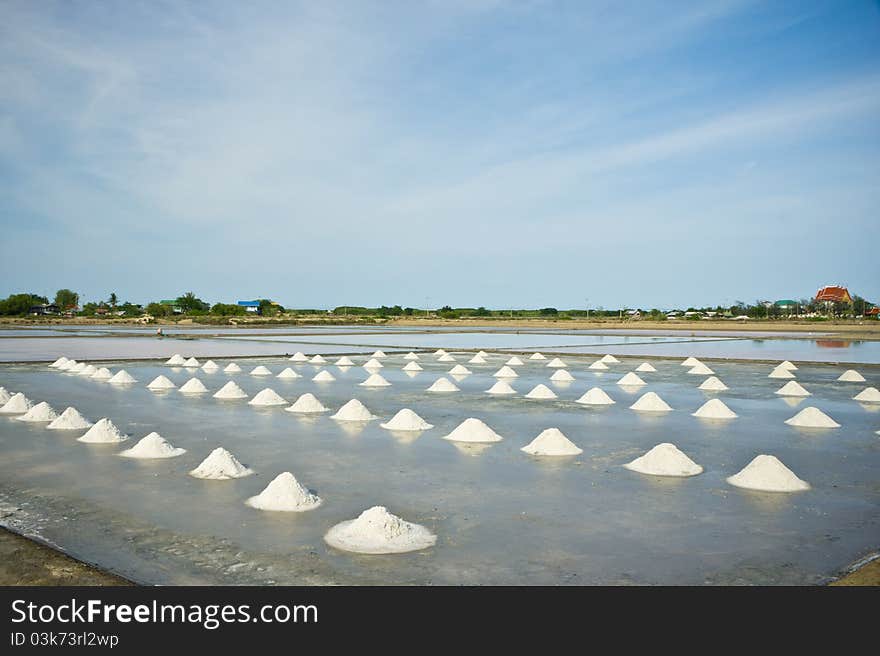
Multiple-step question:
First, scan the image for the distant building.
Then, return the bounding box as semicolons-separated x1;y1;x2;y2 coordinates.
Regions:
159;300;182;314
815;286;852;304
29;303;59;315
237;300;262;315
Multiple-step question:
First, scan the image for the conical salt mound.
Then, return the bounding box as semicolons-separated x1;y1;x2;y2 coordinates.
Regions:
312;370;336;382
525;384;557;399
837;369;865;382
0;387;10;404
692;398;737;419
486;380;517;395
0;393;33;414
48;407;93;430
437;353;456;362
775;381;810;397
286;393;328;413
336;356;355;366
363;358;384;369
324;506;437;554
248;388;287;406
310;355;327;364
521;428;582;456
617;372;646;387
449;364;471;375
434;349;447;356
49;356;69;368
250;365;272;376
546;358;567;368
506;356;524;366
91;367;113;380
67;362;86;373
77;364;97;376
854;387;880;403
380;409;434;431
289;352;309;362
213;381;248;399
468;354;487;364
442;418;503;443
147;375;176;390
403;361;423;372
189;447;253;479
15;401;59;423
183;357;200;367
360;373;391;387
58;359;77;371
179;377;208;394
201;360;219;371
625;443;703;477
589;360;609;370
493;365;518;378
108;370;137;385
681;357;701;367
404;352;419;360
246;472;322;511
727;455;810;492
530;352;546;360
687;363;714;375
779;360;798;371
78;418;128;443
331;399;377;421
426;377;459;392
277;367;301;379
630;392;672;412
699;376;729;392
118;432;186;459
224;362;242;373
600;354;620;364
576;387;615;405
785;406;840;428
165;354;186;365
550;369;575;382
477;351;489;358
768;366;795;379
371;350;387;358
635;362;657;372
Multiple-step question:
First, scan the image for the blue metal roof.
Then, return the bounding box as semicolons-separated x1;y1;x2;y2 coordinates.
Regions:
237;300;260;307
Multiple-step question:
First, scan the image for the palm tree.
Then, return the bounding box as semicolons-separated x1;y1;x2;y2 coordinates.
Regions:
109;292;118;309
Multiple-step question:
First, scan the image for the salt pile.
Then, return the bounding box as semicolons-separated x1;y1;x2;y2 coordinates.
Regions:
854;387;880;403
58;359;77;371
486;380;517;395
15;402;59;423
0;387;10;404
775;381;811;397
404;352;420;360
600;354;620;364
727;455;810;492
687;363;714;375
108;370;136;385
768;366;795;379
289;352;309;362
403;361;423;372
426;377;459;392
189;447;253;479
699;376;728;391
635;362;657;373
277;367;301;379
201;360;219;371
380;409;434;431
493;366;518;378
360;373;391;387
371;350;387;358
331;399;377;421
506;356;524;366
50;356;69;368
363;358;384;369
692;398;737;419
310;355;327;364
183;357;200;367
681;357;701;367
477;351;489;358
449;364;471;375
550;369;575;382
546;358;567;368
119;432;186;459
437;353;456;362
442;418;503;443
0;393;33;414
589;360;609;370
246;472;322;512
67;362;86;373
624;443;702;477
785;406;840;428
224;362;242;373
525;384;557;399
779;360;798;371
468;354;487;364
617;372;646;387
530;352;546;360
324;506;436;554
78;418;128;443
165;354;186;365
213;381;248;399
286;393;328;413
576;387;615;405
47;407;93;430
248;388;287;406
147;375;176;390
838;369;866;382
179;378;208;394
313;370;336;382
335;356;355;366
434;349;447;356
90;367;113;380
630;392;672;412
521;428;582;456
77;364;98;376
250;365;272;376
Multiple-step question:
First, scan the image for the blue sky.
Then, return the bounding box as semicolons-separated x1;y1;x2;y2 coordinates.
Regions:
1;0;878;310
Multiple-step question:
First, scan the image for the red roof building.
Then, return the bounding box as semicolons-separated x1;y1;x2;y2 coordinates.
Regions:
815;286;852;303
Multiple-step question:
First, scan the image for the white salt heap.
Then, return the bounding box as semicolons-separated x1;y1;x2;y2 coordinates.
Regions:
404;352;420;360
179;378;208;394
699;376;729;391
426;377;459;392
289;352;309;362
681;357;701;367
493;365;518;378
486;380;517;395
403;361;423;372
58;359;77;371
630;392;672;412
360;373;391;387
576;387;615;405
248;388;287;406
785;406;840;428
250;365;272;376
525;384;557;399
550;369;575;382
78;364;97;376
147;375;176;390
108;370;136;385
363;358;383;369
775;381;810;397
434;349;447;356
16;402;58;423
854;387;880;403
48;407;92;430
600;354;620;364
189;447;253;479
277;367;301;379
201;360;219;371
67;362;86;373
90;367;113;380
443;418;503;443
331;399;377;421
768;366;795;379
310;355;327;364
335;356;355;366
449;364;471;375
286;393;328;413
530;352;546;360
371;350;387;358
246;472;322;512
617;372;646;387
546;358;567;368
437;353;456;362
468;354;487;364
635;362;657;372
727;455;810;492
692;398;738;419
119;432;186;459
50;356;69;368
0;387;10;404
837;369;866;382
0;393;33;414
779;360;798;371
183;357;200;367
521;428;582;456
213;381;248;399
589;360;609;370
380;409;434;431
477;351;489;358
165;354;186;365
78;418;128;443
625;443;702;477
324;506;436;554
506;356;524;366
687;363;714;375
224;362;242;373
312;370;336;382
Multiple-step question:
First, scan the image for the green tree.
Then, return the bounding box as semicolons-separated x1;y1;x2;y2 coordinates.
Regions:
108;292;118;308
146;302;170;318
0;293;49;316
211;303;247;316
175;292;209;314
54;289;79;310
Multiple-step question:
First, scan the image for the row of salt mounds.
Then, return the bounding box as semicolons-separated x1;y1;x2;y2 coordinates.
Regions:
78;418;128;443
58;359;78;371
468;354;487;364
530;352;546;360
785;406;840;428
0;393;33;414
48;407;92;430
838;369;866;382
363;358;383;370
50;356;70;368
546;358;566;368
437;353;456;363
213;381;248;399
67;362;87;373
403;361;423;372
600;354;620;364
249;388;287;406
635;362;656;373
277;367;300;379
768;365;795;379
190;447;253;479
108;370;137;385
247;472;322;512
380;409;433;431
692;398;737;419
404;352;419;360
286;393;328;413
313;370;336;382
442;418;503;443
0;387;12;404
331;399;377;421
165;354;186;366
360;373;391;387
180;378;208;394
324;506;436;554
726;455;810;492
147;375;176;390
224;362;242;373
630;392;672;412
251;365;272;376
310;355;327;364
687;363;714;375
699;376;728;391
336;356;355;367
92;367;113;380
681;357;701;367
427;377;459;392
119;432;186;459
854;387;880;403
78;364;98;377
576;387;615;405
521;428;582;456
16;401;59;423
617;372;646;387
202;360;219;371
506;356;524;366
486;380;516;395
625;443;702;477
526;384;557;399
776;381;810;397
493;365;518;378
183;357;200;368
589;360;609;370
449;364;471;376
289;352;309;362
371;350;387;358
550;369;575;383
778;360;798;371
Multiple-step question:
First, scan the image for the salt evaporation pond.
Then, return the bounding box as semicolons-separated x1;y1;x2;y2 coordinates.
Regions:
0;351;878;585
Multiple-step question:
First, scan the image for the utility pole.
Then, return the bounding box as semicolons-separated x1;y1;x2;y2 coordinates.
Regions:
585;298;589;321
